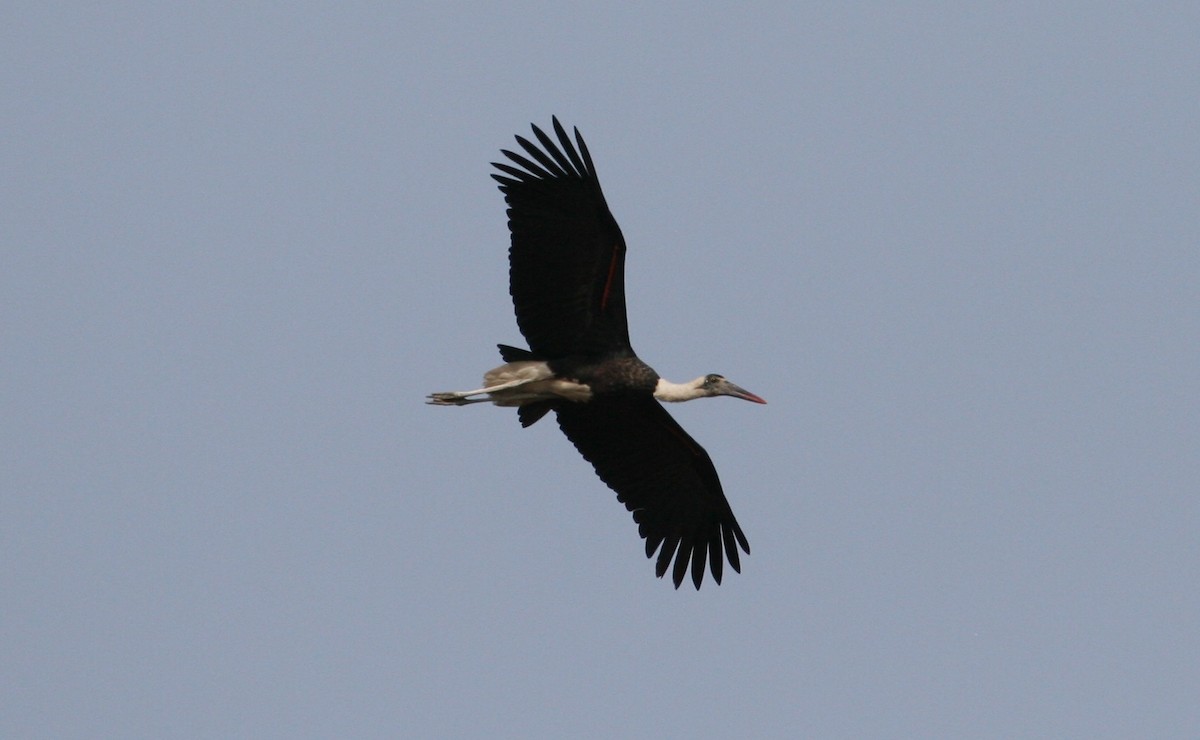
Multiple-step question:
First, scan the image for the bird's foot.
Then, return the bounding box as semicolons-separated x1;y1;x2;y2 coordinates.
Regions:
426;392;486;406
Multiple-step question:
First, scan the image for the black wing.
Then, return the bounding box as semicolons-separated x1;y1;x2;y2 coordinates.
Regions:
491;118;631;357
554;395;751;589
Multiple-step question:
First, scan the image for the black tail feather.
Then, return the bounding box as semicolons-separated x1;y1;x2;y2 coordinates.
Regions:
498;344;539;362
517;402;554;427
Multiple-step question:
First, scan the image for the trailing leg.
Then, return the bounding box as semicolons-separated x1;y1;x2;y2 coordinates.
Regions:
425;375;541;406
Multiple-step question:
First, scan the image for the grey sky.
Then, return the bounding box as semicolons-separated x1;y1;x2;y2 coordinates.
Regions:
3;4;1197;738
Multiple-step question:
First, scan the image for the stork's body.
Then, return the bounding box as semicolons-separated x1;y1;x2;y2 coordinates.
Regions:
428;118;764;589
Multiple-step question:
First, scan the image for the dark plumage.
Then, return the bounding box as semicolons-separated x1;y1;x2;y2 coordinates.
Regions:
429;118;764;589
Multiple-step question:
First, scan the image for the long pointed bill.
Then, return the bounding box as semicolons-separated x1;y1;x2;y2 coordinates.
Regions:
722;381;767;405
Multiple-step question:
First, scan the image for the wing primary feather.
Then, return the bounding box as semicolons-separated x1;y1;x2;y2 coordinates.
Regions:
672;540;691;589
690;537;709;590
553;117;589;176
573;126;598;176
491;162;536;183
734;524;750;555
499;149;553;179
529;125;578;176
708;529;724;584
723;525;743;574
515;134;569;177
656;534;681;579
643;528;663;559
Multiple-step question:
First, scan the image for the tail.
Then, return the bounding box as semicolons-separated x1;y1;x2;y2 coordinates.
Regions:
496;345;554;426
517;402;554;427
498;344;539;361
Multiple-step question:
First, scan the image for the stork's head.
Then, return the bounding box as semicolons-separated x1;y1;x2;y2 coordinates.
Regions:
655;374;767;403
698;374;767;404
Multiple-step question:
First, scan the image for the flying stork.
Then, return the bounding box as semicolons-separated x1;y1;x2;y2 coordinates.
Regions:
428;118;765;589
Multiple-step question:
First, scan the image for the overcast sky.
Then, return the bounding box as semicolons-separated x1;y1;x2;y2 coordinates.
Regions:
4;4;1198;738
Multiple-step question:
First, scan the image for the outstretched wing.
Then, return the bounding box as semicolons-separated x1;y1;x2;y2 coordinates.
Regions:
491;118;631;357
554;395;751;589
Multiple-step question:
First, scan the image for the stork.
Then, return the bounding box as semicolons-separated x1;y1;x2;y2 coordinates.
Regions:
428;118;765;589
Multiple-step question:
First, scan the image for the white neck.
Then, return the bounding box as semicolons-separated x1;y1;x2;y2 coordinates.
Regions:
654;377;707;402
